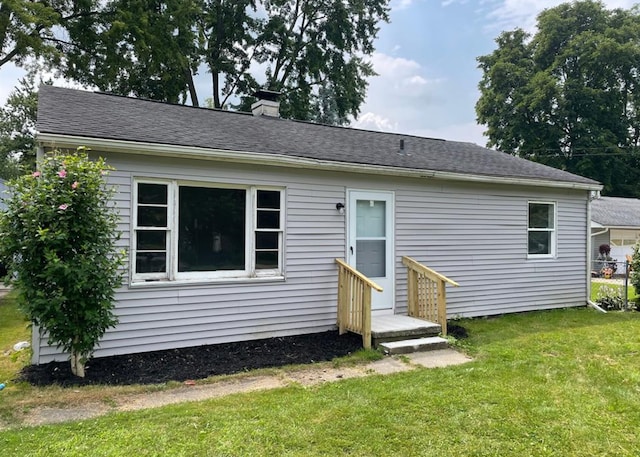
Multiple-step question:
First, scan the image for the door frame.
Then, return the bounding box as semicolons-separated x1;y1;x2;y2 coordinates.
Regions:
346;189;395;314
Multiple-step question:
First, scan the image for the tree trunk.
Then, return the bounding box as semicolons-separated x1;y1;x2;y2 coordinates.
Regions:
212;71;221;108
185;67;199;107
70;350;86;378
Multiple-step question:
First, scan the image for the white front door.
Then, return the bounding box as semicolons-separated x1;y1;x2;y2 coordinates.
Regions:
347;190;394;311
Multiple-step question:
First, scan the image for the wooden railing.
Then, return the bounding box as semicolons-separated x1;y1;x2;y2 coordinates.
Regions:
335;259;383;349
402;256;459;336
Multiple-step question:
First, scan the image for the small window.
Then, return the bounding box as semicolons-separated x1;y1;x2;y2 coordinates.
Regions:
255;190;282;271
528;202;556;257
135;183;170;278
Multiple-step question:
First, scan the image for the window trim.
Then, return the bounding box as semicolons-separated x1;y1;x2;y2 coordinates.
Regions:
132;179;173;281
131;178;285;284
527;201;557;259
252;187;285;277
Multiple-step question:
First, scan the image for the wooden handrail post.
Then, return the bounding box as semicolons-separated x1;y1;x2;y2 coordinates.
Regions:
338;267;346;334
362;287;372;349
335;259;381;350
437;280;447;336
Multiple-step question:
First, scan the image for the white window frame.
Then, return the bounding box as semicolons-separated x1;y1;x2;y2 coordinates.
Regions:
252;187;285;278
132;179;173;282
131;178;284;284
527;201;557;259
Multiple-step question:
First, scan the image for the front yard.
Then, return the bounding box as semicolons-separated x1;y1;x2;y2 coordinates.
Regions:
1;296;640;456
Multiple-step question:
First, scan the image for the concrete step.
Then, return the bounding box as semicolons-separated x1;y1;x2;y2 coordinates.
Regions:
379;336;449;355
371;315;441;347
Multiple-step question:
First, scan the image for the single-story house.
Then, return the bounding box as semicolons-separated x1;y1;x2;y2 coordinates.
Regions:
33;86;601;364
591;196;640;271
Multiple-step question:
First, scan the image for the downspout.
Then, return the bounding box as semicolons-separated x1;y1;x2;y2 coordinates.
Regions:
588;300;607;313
586;193;607;313
36;145;45;162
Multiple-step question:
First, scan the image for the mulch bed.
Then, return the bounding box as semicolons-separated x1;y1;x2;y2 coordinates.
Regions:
447;323;468;339
18;331;363;387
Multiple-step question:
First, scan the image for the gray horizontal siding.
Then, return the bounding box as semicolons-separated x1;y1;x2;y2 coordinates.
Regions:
36;150;590;363
38;153;347;362
394;181;588;317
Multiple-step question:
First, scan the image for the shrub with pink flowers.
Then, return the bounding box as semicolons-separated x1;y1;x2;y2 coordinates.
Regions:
0;149;125;377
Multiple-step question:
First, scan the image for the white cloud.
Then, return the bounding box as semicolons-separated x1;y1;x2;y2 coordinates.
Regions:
0;64;27;105
353;113;488;146
391;0;416;10
370;52;421;76
353;46;493;145
485;0;639;33
353;112;399;132
404;75;429;86
367;52;443;98
410;121;488;146
352;55;437;135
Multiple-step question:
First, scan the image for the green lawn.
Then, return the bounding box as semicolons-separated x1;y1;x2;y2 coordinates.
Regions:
2;306;640;456
590;280;637;303
0;291;30;384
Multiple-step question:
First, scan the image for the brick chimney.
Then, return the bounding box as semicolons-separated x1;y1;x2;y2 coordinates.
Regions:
251;89;281;117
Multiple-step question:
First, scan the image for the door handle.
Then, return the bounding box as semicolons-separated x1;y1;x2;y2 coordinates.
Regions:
350;246;354;255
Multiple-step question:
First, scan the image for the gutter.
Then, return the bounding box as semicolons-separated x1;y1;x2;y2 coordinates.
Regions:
37;133;603;192
590;227;609;238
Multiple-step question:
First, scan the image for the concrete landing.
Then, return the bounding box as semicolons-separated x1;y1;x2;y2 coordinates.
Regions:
371;314;441;346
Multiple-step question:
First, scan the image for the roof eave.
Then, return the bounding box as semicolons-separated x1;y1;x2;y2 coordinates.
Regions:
37;133;603;192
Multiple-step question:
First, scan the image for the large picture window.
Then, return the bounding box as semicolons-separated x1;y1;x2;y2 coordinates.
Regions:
528;201;556;258
133;180;283;282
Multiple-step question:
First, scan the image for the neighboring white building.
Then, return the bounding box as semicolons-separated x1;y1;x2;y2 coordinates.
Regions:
591;196;640;271
33;86;601;364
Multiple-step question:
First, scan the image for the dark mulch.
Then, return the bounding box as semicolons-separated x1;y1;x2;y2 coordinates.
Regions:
18;331;363;387
447;323;469;339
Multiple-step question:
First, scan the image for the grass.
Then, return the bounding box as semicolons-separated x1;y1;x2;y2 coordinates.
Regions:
1;305;640;456
0;291;30;385
0;294;382;429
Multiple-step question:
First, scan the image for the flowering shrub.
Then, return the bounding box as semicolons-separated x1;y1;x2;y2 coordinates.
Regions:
0;150;125;377
631;242;640;292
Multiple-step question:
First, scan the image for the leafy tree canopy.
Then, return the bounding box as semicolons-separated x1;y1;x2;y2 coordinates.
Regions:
61;0;390;124
0;0;98;69
476;0;640;196
0;75;46;179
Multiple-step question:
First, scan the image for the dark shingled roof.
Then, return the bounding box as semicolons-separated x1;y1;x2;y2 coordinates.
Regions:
591;196;640;227
36;86;598;187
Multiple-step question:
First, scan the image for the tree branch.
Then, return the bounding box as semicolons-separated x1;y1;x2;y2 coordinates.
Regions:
0;46;20;68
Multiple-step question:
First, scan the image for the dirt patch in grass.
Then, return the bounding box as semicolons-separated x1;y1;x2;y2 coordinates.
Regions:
18;331;363;387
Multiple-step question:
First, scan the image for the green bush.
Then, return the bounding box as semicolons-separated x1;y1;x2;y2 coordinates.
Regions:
0;150;125;377
630;242;640;301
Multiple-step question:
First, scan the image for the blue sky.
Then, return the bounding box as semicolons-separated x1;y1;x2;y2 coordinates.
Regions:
1;0;637;146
